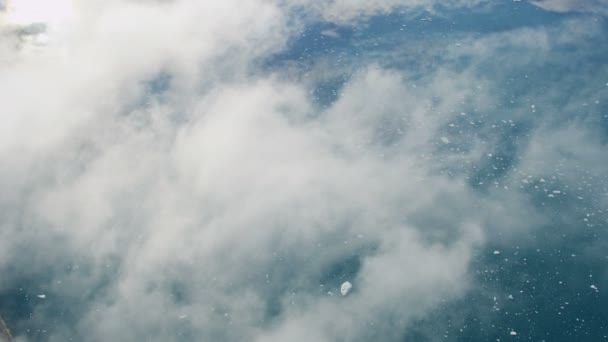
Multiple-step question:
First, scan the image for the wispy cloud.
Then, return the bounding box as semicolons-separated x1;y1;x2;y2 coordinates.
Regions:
530;0;608;14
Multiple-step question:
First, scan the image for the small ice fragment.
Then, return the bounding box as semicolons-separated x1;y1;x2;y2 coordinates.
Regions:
37;294;46;299
590;285;599;292
179;314;188;319
553;190;561;194
510;330;517;336
340;281;353;296
508;294;514;300
493;250;501;255
440;137;450;144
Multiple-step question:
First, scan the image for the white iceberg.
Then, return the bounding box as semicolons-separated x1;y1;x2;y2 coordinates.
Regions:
340;281;353;296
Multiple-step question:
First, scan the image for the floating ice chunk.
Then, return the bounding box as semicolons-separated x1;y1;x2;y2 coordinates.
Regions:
179;314;188;319
440;137;450;144
340;281;353;296
37;294;46;299
508;294;514;300
493;250;501;255
590;285;599;292
510;330;517;336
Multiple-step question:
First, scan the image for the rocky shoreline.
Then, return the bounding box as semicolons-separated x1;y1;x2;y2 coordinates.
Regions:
0;316;12;342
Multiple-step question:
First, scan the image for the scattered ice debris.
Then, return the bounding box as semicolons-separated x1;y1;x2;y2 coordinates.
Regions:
510;330;517;336
36;294;46;299
493;250;501;255
440;136;450;144
340;281;353;296
590;285;599;292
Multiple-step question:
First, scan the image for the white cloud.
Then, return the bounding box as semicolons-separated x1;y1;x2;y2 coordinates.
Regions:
0;10;487;336
530;0;608;15
19;66;483;341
